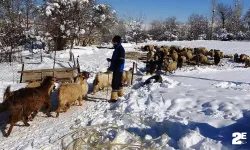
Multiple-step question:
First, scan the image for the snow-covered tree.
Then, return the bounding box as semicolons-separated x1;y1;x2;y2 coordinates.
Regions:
244;8;250;31
148;17;179;41
0;0;26;62
187;14;209;40
126;17;148;44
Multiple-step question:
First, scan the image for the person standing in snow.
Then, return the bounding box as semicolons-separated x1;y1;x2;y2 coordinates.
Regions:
107;36;125;103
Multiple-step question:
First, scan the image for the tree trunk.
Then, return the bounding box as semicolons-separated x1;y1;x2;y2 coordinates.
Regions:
54;37;65;51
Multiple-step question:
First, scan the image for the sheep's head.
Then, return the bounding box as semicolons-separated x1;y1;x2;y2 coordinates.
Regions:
82;71;90;79
41;76;56;87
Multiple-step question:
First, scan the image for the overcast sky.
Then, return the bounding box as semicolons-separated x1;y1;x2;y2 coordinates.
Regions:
98;0;250;23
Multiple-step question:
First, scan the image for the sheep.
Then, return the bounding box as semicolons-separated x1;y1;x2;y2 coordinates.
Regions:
0;76;56;137
93;71;113;94
26;81;41;88
245;57;250;68
3;77;55;117
192;54;211;66
181;56;187;63
122;68;133;86
82;71;90;79
147;50;154;61
240;54;248;62
169;46;179;54
56;74;87;117
164;60;177;73
162;46;169;54
194;47;207;55
207;49;215;57
214;50;221;56
171;51;178;61
181;51;193;62
148;45;154;51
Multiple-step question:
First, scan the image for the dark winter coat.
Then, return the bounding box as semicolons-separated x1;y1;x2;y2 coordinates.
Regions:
110;43;125;73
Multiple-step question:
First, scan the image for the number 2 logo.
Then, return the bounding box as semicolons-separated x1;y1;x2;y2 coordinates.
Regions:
232;132;242;145
232;132;247;145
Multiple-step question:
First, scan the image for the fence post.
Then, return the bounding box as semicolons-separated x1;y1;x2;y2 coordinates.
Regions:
77;56;80;73
73;54;76;68
53;50;56;69
40;48;43;62
131;62;135;85
20;63;24;83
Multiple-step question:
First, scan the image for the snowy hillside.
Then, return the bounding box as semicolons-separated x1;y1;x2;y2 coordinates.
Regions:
0;41;250;150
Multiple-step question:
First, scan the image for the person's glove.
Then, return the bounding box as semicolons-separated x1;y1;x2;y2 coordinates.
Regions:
107;58;111;62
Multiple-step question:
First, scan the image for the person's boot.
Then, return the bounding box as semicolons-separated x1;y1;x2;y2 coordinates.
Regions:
118;89;123;97
109;91;118;103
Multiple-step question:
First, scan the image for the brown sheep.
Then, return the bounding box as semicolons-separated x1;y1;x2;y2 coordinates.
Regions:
93;71;112;94
164;60;177;73
171;51;178;61
240;54;248;62
181;51;193;61
181;56;187;63
163;48;169;55
26;81;41;88
214;50;221;56
188;48;194;54
245;57;250;68
169;46;179;54
194;47;207;55
148;45;154;51
0;76;56;137
192;54;211;65
3;77;55;117
56;74;87;117
122;68;133;86
147;50;154;61
208;49;215;57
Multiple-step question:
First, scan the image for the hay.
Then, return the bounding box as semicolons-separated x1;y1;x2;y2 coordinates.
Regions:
45;114;170;150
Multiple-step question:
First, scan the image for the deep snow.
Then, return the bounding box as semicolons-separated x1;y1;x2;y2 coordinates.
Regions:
0;40;250;150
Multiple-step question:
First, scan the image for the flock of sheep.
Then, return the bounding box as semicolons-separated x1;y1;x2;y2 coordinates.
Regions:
0;69;133;137
137;44;250;75
0;44;249;137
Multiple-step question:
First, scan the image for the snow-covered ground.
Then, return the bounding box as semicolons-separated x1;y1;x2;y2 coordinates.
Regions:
0;40;250;150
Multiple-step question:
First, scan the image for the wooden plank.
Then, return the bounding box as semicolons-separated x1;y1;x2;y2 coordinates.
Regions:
23;72;41;83
18;68;78;73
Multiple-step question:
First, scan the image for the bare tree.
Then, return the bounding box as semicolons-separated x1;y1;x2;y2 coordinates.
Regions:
216;3;233;29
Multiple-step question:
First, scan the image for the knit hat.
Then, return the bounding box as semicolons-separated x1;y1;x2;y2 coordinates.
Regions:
112;35;122;43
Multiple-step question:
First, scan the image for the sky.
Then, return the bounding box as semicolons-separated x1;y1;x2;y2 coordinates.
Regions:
97;0;250;23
